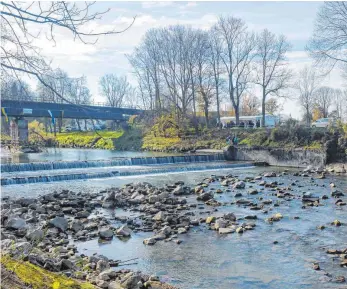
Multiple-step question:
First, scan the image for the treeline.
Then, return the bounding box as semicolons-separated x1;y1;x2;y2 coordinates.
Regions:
127;17;291;127
2;2;347;129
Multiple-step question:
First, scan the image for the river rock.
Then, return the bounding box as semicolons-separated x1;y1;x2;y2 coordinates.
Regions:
173;185;184;195
15;198;36;207
233;181;245;189
96;280;109;288
219;227;234;234
236;227;244;233
143;238;157;245
206;216;216;224
76;210;90;218
264;172;276;177
96;259;110;272
70;220;83;232
49;216;68;231
120;272;142;289
197;192;213;201
108;281;123;289
99;228;114;240
116;225;131;237
177;227;187;234
224;212;236;221
248;189;258;195
160;225;172;236
152;211;165;221
6;217;26;230
26;229;44;241
214;219;227;230
332;219;341;226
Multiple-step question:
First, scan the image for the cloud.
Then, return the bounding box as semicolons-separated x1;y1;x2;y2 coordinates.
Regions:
179;2;197;10
142;2;174;9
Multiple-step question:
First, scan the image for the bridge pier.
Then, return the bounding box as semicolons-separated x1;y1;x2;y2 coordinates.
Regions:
10;118;28;145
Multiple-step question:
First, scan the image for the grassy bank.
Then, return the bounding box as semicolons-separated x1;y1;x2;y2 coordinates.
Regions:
1;255;94;289
53;131;123;150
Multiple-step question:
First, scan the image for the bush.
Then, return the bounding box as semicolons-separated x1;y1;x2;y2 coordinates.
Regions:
270;128;289;142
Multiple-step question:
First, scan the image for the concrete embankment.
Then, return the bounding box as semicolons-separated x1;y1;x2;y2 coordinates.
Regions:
224;145;327;168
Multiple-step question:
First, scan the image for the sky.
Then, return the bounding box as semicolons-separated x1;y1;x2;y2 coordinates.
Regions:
32;1;345;119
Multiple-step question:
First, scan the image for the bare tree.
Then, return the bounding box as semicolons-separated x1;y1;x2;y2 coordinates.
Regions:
99;74;132;108
331;88;347;120
68;76;91;131
1;77;33;101
209;27;224;124
37;69;71;133
240;94;260;116
213;16;256;124
314;86;333;118
254;29;292;126
1;1;135;103
265;98;283;115
307;2;347;75
295;66;321;126
127;29;163;112
192;30;215;127
158;26;195;119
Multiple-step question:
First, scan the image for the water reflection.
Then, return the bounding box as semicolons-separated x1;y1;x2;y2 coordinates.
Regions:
0;148;183;164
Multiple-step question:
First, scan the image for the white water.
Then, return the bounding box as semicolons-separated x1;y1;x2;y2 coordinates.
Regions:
1;154;226;173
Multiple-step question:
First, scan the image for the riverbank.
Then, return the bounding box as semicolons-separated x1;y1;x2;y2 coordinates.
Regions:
1;166;346;288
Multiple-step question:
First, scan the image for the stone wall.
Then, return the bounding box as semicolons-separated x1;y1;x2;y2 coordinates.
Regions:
223;146;327;168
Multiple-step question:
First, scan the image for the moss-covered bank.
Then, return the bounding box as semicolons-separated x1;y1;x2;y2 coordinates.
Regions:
1;255;94;289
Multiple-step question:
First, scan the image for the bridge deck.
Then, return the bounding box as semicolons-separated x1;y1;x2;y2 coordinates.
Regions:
1;99;144;120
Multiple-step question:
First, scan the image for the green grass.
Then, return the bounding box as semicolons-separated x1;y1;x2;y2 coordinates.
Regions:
1;133;11;142
52;130;124;150
142;135;181;151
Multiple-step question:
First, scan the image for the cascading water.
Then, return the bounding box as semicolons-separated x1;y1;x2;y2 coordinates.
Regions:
1;154;226;173
1;162;255;186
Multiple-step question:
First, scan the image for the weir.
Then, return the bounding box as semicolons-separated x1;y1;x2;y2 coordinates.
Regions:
0;162;254;186
1;154;226;173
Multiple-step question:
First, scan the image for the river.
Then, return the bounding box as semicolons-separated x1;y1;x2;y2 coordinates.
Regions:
1;148;346;288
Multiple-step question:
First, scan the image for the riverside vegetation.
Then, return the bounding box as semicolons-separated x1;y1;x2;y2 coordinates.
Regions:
5;115;346;163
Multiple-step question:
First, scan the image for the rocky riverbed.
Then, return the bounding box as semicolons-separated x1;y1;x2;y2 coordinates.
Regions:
1;167;346;289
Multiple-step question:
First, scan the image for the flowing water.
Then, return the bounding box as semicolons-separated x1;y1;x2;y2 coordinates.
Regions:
0;147;183;164
1;149;346;288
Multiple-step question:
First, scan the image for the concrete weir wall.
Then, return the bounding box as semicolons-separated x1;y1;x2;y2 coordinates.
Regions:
223;146;327;168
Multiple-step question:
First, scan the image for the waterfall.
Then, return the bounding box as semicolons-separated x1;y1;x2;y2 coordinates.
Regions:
1;162;254;186
1;154;226;173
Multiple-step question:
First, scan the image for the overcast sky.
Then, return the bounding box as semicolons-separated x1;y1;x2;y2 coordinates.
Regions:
34;1;345;119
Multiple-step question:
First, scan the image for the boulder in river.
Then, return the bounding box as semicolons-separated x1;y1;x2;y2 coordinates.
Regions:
264;172;276;177
233;181;245;189
143;238;157;245
49;216;68;232
116;225;131;237
206;216;216;224
6;217;26;230
99;228;114;240
152;211;165;222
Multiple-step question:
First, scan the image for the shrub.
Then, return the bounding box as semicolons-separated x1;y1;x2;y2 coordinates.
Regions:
270;128;289;142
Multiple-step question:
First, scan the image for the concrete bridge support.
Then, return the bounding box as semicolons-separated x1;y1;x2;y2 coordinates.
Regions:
10;118;28;145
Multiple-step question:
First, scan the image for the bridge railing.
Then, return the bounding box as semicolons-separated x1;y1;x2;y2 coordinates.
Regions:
1;96;141;110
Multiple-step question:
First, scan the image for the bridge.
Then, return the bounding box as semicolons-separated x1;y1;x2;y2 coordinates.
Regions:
1;98;144;144
1;99;143;121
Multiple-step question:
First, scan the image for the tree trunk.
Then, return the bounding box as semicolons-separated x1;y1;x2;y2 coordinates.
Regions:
204;103;209;128
58;118;62;133
235;106;240;126
44;118;48;136
53;121;57;137
216;84;221;125
76;119;81;131
261;97;266;127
